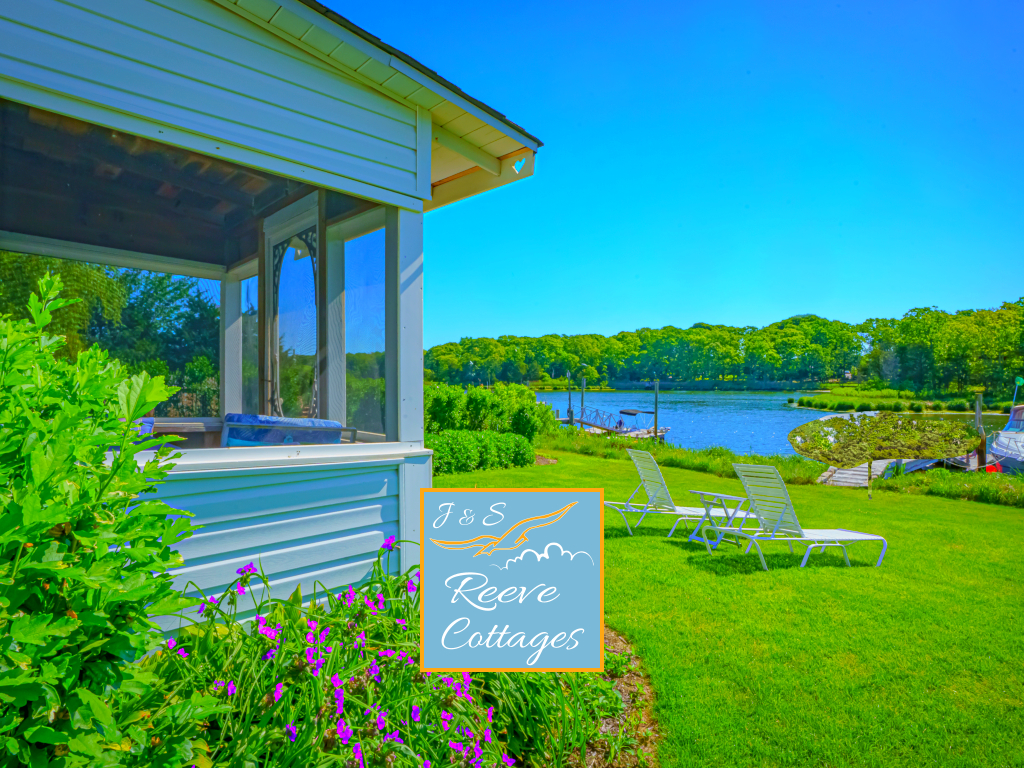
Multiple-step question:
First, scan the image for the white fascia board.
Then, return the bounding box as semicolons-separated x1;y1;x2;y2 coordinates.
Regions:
0;230;227;280
142;441;432;474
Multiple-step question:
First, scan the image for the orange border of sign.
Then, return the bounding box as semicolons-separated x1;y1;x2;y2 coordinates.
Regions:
419;488;605;673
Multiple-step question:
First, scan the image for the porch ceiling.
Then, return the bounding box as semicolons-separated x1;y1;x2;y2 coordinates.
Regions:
0;101;377;269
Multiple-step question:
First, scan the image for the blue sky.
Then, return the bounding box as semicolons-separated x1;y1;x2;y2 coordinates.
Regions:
327;1;1024;348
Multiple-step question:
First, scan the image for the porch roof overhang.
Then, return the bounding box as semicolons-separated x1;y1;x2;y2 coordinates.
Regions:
212;0;542;210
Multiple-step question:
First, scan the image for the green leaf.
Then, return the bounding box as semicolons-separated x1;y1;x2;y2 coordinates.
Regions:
77;689;113;727
22;726;68;745
11;614;77;646
146;594;199;616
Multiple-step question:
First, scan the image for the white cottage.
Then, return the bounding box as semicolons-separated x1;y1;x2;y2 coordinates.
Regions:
0;0;541;609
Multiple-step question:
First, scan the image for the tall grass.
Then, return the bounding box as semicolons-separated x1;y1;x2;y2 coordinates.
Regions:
538;431;827;484
875;467;1024;508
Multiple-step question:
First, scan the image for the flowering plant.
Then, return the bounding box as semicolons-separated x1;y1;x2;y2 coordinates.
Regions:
146;536;623;768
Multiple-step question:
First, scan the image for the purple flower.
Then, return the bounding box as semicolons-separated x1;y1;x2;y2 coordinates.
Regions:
355;631;366;649
331;673;344;688
484;728;492;743
177;648;189;658
334;686;345;714
412;705;420;722
166;638;176;651
423;761;431;768
353;742;365;768
237;562;257;576
236;583;245;596
227;681;236;696
377;593;385;611
487;706;494;723
307;619;318;631
501;755;515;766
375;710;387;730
337;719;353;745
212;680;225;691
381;535;397;551
407;579;417;595
319;627;331;643
286;722;297;742
198;597;217;615
274;683;284;703
441;710;452;731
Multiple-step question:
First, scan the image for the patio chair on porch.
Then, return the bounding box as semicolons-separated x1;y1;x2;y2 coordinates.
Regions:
698;463;888;571
221;413;357;447
604;449;752;544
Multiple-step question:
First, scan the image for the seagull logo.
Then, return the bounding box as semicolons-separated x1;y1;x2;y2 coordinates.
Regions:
429;502;577;557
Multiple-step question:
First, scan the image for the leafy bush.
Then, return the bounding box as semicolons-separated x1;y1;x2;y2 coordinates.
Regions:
949;400;969;412
1005;404;1016;414
856;403;874;412
797;397;810;406
426;430;534;475
929;401;946;411
835;401;855;411
787;397;795;404
911;402;925;413
151;545;624;767
891;401;906;412
423;383;555;440
1;276;199;766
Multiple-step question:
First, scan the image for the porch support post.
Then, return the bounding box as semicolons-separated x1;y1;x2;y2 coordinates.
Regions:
384;206;424;444
220;274;242;417
326;234;346;423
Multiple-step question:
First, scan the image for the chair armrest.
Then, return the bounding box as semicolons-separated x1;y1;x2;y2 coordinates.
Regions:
688;490;749;503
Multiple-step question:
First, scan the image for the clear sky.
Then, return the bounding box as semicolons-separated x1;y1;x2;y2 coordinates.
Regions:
326;1;1024;349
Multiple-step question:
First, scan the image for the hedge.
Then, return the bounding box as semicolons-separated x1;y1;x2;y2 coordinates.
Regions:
426;429;535;475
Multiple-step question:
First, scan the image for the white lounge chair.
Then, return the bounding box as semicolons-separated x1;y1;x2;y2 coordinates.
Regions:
604;449;751;545
698;463;888;571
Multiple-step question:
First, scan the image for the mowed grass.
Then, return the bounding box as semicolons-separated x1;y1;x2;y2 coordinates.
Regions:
435;451;1024;768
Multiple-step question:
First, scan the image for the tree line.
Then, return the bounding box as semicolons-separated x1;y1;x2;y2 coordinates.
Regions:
425;299;1024;396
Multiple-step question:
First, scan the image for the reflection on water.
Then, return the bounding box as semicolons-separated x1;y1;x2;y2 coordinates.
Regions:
535;391;1009;456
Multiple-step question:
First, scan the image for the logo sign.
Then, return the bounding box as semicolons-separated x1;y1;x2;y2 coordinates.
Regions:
420;489;603;672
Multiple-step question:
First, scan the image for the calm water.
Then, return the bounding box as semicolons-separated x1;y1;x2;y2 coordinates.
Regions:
534;391;1010;456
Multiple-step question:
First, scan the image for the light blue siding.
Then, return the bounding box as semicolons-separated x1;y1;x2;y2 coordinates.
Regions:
155;460;402;623
0;0;423;199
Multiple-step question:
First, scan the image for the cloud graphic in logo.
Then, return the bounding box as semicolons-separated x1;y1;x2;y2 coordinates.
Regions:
490;541;594;571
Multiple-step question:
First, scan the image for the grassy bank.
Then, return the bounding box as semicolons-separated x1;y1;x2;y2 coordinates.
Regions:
435;451;1024;768
537;431;827;484
876;467;1024;508
800;385;1018;414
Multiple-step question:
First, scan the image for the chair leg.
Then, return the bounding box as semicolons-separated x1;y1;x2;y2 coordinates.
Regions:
787;541;794;554
800;543;817;567
875;538;888;567
744;540;754;554
839;543;851;567
751;540;768;570
616;508;633;536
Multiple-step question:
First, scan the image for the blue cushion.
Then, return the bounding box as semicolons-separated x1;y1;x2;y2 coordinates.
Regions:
222;413;346;446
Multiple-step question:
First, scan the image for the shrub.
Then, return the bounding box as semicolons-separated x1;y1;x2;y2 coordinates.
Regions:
787;397;795;403
891;401;906;412
1005;404;1015;414
424;382;466;431
1;275;200;765
150;546;625;767
835;401;855;411
797;397;809;406
949;400;969;412
856;402;874;412
424;383;555;440
928;401;945;411
910;402;925;412
426;430;534;474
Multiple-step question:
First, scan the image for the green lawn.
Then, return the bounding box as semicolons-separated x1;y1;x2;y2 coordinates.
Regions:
435;451;1024;768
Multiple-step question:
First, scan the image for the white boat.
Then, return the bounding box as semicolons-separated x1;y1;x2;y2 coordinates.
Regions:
989;405;1024;474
